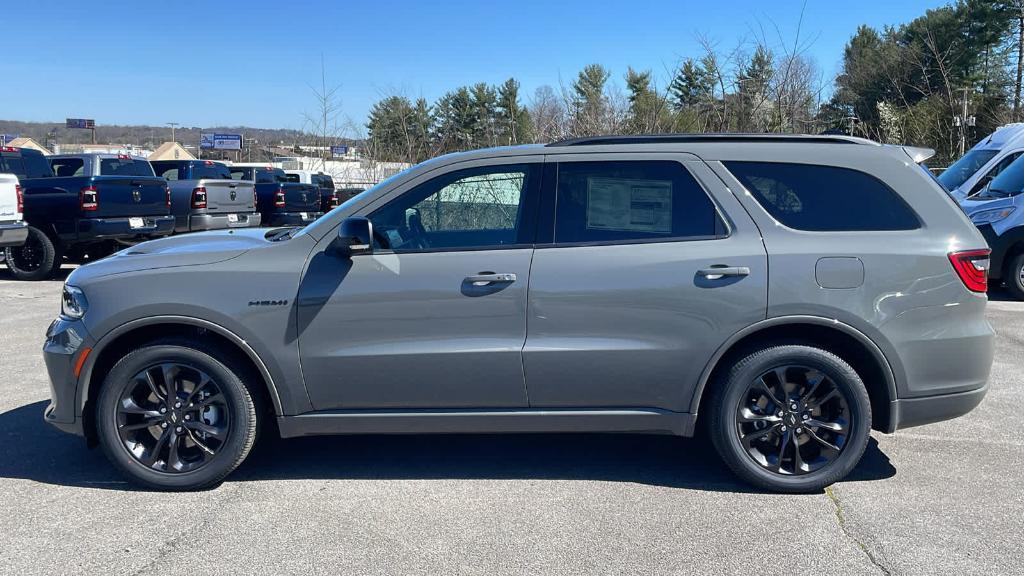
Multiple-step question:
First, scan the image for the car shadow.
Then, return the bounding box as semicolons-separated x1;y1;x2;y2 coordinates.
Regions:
0;401;896;493
0;265;74;283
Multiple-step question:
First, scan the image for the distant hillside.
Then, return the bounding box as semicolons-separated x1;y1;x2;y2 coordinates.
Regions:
0;120;358;150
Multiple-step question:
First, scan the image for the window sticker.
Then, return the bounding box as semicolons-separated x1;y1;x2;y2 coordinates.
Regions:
586;177;673;233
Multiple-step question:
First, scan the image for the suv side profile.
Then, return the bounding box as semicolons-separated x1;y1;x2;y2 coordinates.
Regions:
43;135;994;492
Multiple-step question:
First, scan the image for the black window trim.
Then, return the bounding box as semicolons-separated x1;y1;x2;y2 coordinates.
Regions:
536;157;732;249
723;160;922;233
365;161;544;255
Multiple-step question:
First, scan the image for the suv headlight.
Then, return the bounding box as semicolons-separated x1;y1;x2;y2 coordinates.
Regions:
61;285;88;319
970;207;1015;225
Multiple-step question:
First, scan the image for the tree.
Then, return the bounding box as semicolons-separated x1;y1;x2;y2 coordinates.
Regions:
433;86;476;153
496;78;533;145
737;45;774;131
624;67;673;133
568;64;612;136
529;85;564;142
366;95;431;163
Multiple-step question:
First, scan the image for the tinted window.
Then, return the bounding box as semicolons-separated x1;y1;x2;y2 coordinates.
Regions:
229;168;251;181
284;173;301;183
100;158;154;177
22;152;53;178
370;164;535;251
0;155;27;177
554;161;721;244
937;148;998;190
50;158;85;177
725;161;919;231
315;175;335;190
192;162;231;180
982;154;1024;199
152;163;180;180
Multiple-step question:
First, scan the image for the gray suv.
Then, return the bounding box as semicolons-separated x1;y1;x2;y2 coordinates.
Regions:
43;135;994;492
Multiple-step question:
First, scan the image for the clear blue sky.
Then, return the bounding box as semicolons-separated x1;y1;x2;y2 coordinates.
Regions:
2;0;947;134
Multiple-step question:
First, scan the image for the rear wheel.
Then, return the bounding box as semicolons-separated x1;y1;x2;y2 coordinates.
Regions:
1004;253;1024;300
3;225;62;281
96;342;258;490
709;345;871;493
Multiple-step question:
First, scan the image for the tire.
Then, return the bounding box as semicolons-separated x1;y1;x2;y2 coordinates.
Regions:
708;345;871;493
1004;253;1024;301
3;225;62;281
96;342;258;491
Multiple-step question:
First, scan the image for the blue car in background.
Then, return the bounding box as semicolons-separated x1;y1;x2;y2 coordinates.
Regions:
961;153;1024;298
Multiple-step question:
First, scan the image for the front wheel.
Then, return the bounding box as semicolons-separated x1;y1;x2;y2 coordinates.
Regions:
1004;253;1024;300
96;342;258;490
708;345;871;493
3;225;62;281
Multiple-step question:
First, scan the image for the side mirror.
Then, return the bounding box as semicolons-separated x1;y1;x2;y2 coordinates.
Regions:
333;217;373;257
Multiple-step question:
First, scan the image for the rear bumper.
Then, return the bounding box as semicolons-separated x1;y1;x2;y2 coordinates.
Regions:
42;316;93;437
76;215;175;242
889;383;989;431
0;221;28;247
189;212;262;232
268;211;323;227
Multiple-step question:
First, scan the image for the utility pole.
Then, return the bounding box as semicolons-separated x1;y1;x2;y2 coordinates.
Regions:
954;87;976;157
167;122;179;143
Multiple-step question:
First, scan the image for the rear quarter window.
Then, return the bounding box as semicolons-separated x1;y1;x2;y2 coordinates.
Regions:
724;161;920;232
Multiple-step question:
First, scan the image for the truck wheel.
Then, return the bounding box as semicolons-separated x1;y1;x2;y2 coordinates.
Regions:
1004;253;1024;300
708;345;871;493
3;226;62;281
96;342;258;491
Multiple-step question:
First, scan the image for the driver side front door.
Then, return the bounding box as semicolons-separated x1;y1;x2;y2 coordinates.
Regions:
296;159;542;410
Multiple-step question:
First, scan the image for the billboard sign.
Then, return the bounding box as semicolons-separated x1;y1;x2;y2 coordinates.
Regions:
200;133;243;150
330;145;349;157
66;118;95;129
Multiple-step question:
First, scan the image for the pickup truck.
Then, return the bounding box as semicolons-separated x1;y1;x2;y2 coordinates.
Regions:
228;164;322;227
151;160;261;233
284;169;341;212
1;149;174;281
0;153;28;250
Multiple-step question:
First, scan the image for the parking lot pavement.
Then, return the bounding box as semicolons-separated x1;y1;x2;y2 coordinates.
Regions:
0;270;1021;576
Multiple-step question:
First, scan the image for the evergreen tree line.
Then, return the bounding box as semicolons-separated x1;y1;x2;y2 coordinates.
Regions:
366;0;1024;166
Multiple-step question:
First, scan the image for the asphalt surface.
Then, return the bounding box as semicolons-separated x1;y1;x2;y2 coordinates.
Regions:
1;267;1021;575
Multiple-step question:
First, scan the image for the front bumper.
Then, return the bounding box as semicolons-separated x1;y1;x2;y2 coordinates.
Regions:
0;221;28;248
889;383;989;431
190;211;262;232
42;316;92;437
77;215;175;241
268;211;323;227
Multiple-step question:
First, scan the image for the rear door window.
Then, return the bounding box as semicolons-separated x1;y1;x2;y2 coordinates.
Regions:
725;161;919;231
552;160;723;244
50;158;85;177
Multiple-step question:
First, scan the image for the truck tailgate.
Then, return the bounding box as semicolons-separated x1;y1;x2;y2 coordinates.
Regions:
284;183;320;213
0;174;19;221
201;179;255;213
92;176;169;217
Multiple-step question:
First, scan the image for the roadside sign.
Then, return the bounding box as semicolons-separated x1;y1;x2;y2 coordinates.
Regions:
331;145;349;157
66;118;95;129
200;133;243;150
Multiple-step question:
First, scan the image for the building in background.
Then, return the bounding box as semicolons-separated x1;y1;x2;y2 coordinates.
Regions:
149;141;195;161
5;137;52;155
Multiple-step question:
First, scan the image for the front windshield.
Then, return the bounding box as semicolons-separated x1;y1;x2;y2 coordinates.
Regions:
981;155;1024;199
937;148;998;190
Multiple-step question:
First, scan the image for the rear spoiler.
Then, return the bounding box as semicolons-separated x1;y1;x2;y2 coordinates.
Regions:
898;146;936;164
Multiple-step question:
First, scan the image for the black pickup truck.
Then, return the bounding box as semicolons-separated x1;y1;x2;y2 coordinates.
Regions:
1;149;174;280
227;164;322;227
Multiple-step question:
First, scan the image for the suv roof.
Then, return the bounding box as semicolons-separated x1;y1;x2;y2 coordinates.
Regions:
547;133;880;147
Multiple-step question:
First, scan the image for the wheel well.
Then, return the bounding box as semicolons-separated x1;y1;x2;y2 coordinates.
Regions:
82;323;277;446
1002;241;1024;280
696;323;894;433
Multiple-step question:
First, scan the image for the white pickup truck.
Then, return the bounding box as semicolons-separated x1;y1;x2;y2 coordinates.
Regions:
0;171;28;249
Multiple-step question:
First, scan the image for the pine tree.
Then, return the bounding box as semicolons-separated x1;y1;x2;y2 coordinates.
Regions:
496;78;533;145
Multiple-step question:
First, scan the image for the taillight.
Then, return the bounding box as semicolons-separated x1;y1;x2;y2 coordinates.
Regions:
191;186;208;209
330;194;341;208
948;249;990;293
15;184;23;214
253;188;258;208
80;185;98;211
274;187;285;208
165;185;172;210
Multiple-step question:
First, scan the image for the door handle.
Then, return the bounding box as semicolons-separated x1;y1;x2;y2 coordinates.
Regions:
698;266;750;280
465;273;517;286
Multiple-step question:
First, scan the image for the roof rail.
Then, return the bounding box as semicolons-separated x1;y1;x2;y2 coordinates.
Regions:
546;133;875;147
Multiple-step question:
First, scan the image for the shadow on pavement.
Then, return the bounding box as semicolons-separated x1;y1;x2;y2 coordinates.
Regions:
0;400;896;493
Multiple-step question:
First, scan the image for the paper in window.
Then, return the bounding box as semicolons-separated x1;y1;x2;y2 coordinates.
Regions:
586;177;673;233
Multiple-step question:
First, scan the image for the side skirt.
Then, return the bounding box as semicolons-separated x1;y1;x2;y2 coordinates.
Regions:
277;408;696;438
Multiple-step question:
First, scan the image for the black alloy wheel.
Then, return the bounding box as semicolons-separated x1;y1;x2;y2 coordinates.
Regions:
115;363;231;474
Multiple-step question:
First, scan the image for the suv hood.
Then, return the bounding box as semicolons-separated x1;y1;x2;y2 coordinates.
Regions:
961;196;1015;215
67;228;281;282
